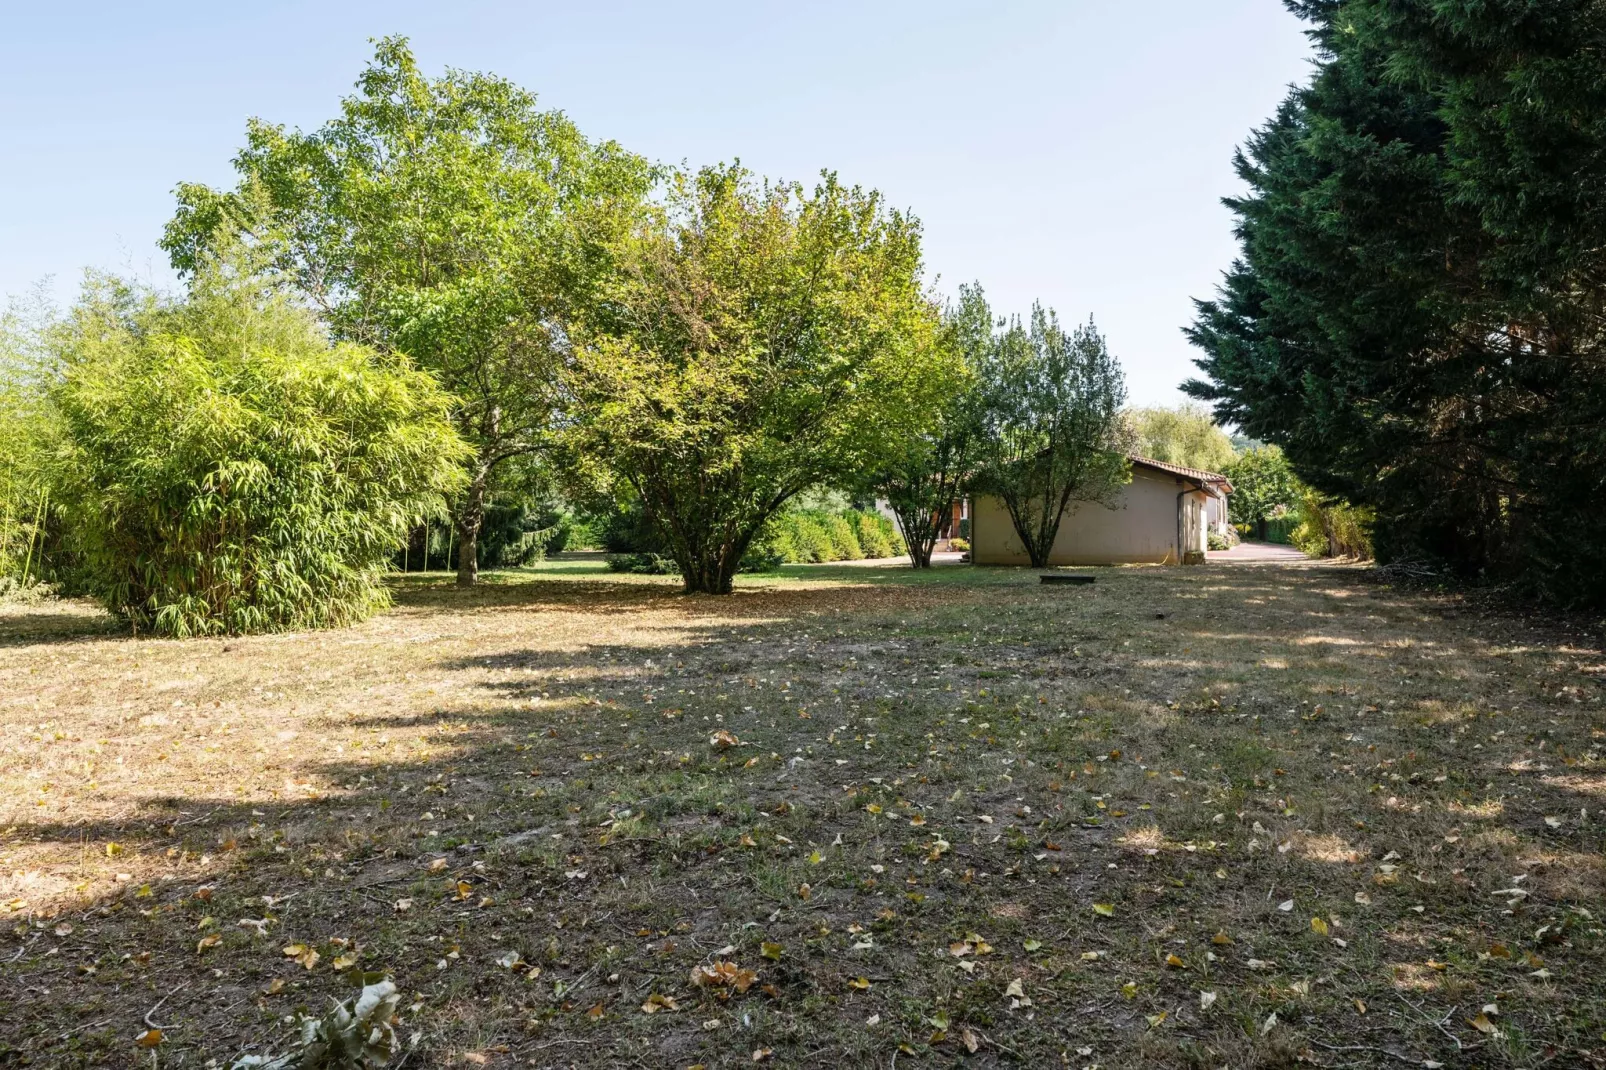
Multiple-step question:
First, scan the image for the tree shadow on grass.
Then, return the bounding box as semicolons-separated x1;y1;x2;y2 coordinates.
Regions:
4;561;1606;1068
0;598;122;647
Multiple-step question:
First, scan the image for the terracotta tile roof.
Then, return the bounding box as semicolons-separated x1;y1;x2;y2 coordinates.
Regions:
1129;455;1233;491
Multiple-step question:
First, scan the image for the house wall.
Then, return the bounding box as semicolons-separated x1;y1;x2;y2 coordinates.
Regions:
972;467;1211;565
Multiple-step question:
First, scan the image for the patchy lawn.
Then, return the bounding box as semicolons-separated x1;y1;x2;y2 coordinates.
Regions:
2;557;1603;1069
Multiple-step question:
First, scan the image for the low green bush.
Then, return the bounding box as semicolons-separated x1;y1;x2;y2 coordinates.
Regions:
784;513;837;562
853;511;894;558
605;552;678;574
1263;516;1299;545
51;270;468;636
1;301;59;589
1292;491;1373;559
823;513;863;561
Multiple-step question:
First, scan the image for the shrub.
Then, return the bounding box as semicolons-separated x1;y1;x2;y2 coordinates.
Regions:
852;511;894;559
1263;516;1299;545
606;552;678;575
880;513;908;557
0;298;57;588
1292;491;1373;559
738;541;783;573
760;520;797;565
762;507;905;565
51;271;468;636
823;513;863;561
595;502;663;554
0;576;57;605
785;513;837;563
949;536;971;553
477;504;563;568
544;514;574;556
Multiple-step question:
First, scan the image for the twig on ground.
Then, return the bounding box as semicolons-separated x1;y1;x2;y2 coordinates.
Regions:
173;807;223;828
350;875;413;891
978;1031;1024;1060
8;934;40;963
144;981;190;1031
1395;991;1466;1050
531;1037;602;1049
1305;1040;1423;1065
58;1018;112;1041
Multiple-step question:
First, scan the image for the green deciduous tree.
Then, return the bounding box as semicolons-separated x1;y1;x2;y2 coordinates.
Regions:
1221;445;1300;534
1125;403;1235;473
162;37;652;587
49;254;468;636
567;164;947;594
1187;1;1606;603
871;283;989;568
973;306;1130;569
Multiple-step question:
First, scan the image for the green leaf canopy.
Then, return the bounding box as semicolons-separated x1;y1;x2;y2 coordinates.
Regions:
568;164;948;594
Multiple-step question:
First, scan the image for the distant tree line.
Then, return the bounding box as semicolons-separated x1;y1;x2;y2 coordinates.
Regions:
0;38;1142;629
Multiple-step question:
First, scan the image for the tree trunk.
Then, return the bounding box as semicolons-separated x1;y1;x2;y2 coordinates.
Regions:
455;464;489;589
681;555;737;594
679;530;754;595
890;504;936;569
1002;495;1055;568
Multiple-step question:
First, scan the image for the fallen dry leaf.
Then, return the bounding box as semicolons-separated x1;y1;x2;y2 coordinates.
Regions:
690;960;758;993
641;992;679;1014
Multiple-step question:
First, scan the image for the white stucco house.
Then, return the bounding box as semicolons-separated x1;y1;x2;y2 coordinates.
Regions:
970;456;1233;566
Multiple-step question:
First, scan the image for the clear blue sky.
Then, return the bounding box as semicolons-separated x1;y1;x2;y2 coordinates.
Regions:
1;1;1312;406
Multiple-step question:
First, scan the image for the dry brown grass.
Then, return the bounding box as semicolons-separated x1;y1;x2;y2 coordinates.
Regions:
2;557;1603;1068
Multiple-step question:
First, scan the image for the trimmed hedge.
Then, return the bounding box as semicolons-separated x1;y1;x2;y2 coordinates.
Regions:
765;509;904;565
1263;516;1299;545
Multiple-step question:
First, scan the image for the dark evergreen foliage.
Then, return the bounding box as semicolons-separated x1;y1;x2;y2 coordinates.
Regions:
1187;0;1606;604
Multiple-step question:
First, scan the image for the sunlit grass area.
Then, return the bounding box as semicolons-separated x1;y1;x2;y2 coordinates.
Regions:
2;557;1602;1067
